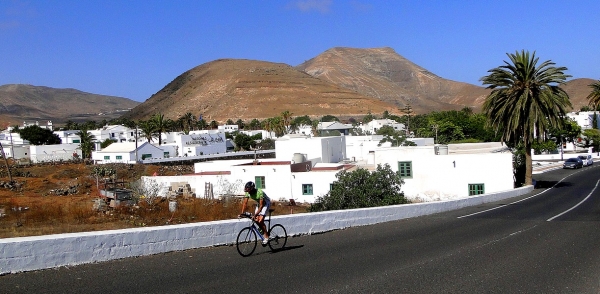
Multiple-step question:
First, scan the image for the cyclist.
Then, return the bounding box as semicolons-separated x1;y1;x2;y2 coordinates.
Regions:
240;181;271;244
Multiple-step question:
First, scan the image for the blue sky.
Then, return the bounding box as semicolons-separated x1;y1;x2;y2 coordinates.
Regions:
1;0;599;102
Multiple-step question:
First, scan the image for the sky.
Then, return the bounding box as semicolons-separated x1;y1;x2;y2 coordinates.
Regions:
1;0;599;102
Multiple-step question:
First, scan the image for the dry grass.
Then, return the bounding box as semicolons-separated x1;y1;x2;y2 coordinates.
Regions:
0;162;308;238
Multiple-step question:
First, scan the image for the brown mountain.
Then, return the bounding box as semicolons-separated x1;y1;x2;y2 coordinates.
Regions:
0;84;139;125
122;59;396;122
562;78;597;110
296;47;491;114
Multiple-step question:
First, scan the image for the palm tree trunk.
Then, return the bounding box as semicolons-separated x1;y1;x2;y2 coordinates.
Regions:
0;142;13;182
524;142;533;186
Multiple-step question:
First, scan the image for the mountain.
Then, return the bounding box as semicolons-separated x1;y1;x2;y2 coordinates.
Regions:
0;84;139;125
562;78;596;110
121;59;396;122
296;47;491;114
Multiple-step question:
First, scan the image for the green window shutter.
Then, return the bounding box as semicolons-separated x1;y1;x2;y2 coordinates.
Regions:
116;155;122;160
302;184;313;195
104;156;110;160
255;176;265;189
468;184;485;196
398;161;413;178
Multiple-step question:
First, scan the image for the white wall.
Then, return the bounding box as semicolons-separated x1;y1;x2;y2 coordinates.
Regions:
30;144;82;163
0;185;533;275
276;136;346;163
375;147;514;201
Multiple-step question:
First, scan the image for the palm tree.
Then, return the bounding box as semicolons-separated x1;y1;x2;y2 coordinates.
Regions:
281;110;293;134
481;50;572;186
77;128;96;159
151;113;167;145
138;120;156;144
586;80;600;108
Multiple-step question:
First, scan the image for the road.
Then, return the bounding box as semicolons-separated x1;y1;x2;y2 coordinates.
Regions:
2;166;600;293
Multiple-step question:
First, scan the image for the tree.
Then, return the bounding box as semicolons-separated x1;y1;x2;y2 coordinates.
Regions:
0;141;12;182
281;110;293;134
320;115;339;122
233;133;255;151
235;119;245;130
248;119;261;130
586;80;600;108
151;113;167;145
362;112;376;124
481;50;571;186
580;129;600;152
309;164;407;212
77;128;96;159
17;125;61;145
138;120;156;144
376;126;416;147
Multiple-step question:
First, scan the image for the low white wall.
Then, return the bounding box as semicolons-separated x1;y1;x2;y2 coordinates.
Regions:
0;185;533;275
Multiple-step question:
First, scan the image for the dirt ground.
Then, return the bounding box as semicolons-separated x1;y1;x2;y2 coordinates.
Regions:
0;161;307;238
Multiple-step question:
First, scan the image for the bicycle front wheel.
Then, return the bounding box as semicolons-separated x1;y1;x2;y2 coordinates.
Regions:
268;224;288;252
236;227;258;257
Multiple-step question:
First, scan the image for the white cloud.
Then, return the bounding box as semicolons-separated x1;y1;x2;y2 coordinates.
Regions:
289;0;332;14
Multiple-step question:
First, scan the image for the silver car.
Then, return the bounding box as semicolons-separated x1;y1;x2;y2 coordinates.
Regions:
577;155;593;166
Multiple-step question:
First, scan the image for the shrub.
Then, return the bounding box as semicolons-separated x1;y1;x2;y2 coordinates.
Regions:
309;163;407;212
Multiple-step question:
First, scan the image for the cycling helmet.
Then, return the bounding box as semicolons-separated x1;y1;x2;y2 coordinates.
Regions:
244;181;255;192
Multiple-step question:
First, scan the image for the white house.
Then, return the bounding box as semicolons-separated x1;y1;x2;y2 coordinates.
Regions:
53;130;82;144
358;119;405;135
275;136;346;164
143;134;514;204
89;125;139;143
567;111;600;130
30;144;82;163
373;146;513;201
92;142;164;164
217;125;239;133
174;132;227;157
317;121;353;136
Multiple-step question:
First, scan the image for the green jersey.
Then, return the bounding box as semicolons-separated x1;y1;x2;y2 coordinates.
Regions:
245;188;269;202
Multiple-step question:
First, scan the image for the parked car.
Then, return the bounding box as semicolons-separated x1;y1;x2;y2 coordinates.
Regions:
563;157;584;169
578;154;593;166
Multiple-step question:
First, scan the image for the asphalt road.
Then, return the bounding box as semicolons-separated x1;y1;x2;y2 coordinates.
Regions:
3;166;600;293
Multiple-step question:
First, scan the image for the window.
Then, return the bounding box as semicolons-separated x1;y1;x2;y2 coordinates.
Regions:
141;154;152;160
469;184;485;196
73;139;80;143
116;155;122;160
302;184;313;195
104;156;110;160
398;161;413;178
164;152;169;158
255;176;266;189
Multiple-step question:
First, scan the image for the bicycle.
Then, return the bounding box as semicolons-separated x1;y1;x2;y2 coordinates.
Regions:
236;209;288;257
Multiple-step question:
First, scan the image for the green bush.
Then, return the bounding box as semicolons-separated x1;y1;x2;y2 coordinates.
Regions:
309;163;408;212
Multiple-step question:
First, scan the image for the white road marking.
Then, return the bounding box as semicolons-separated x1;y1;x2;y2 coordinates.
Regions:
546;179;600;221
457;170;581;219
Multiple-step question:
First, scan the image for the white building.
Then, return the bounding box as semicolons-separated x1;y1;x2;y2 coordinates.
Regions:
217;125;239;133
89;125;139;143
144;134;514;204
53;130;82;144
92;142;165;164
358;119;405;135
275;136;346;164
30;144;82;163
567;111;600;130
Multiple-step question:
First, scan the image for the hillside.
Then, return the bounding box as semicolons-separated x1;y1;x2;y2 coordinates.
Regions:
0;84;139;125
296;47;491;114
121;59;397;122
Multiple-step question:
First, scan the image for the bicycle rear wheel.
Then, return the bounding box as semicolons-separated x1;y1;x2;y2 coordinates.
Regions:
236;227;257;257
268;224;288;251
